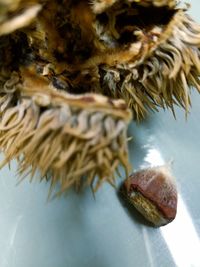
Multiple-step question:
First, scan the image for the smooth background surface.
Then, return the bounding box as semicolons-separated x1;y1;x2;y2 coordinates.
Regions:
0;1;200;267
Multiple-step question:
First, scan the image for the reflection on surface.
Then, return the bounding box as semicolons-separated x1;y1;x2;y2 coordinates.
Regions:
142;227;154;267
161;196;200;267
142;146;200;267
141;147;165;168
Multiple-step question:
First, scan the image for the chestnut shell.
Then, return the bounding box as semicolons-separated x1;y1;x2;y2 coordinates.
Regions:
123;166;178;226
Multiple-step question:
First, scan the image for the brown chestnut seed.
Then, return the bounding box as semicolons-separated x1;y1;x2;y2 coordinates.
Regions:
123;165;178;227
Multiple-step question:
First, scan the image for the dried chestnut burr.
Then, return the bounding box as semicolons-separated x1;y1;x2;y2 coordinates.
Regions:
123;165;178;226
0;0;200;195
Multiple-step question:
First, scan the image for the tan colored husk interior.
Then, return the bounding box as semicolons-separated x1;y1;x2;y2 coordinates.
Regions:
91;0;177;13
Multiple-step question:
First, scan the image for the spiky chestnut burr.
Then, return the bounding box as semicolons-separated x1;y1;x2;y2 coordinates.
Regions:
0;0;200;194
92;3;200;120
0;67;132;195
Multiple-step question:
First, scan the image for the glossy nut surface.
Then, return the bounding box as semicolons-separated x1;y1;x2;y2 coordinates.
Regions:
123;166;178;226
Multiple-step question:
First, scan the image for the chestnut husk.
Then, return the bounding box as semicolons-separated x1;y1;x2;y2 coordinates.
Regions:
0;0;200;194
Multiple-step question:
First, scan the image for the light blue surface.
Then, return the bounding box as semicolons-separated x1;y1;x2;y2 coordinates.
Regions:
1;1;200;267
